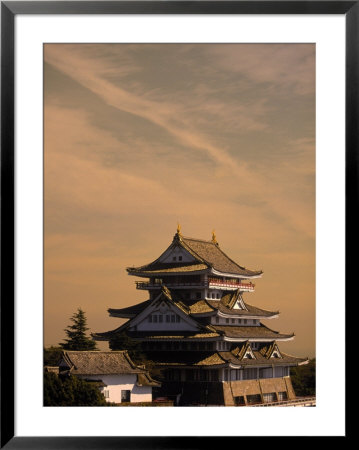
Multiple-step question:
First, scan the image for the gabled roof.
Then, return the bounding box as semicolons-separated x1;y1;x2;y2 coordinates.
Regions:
207;292;279;317
180;236;262;277
108;295;278;319
142;347;307;368
218;349;307;367
212;324;294;340
259;341;282;359
93;286;217;341
60;350;146;375
231;341;255;360
127;232;262;277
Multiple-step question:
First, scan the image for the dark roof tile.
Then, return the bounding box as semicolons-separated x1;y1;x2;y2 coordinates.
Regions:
60;350;144;375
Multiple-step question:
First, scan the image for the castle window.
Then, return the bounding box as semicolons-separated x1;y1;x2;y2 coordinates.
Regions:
171;314;175;323
179;256;182;261
216;293;220;299
243;319;247;324
158;315;163;323
153;315;158;323
231;319;235;323
263;393;276;403
148;315;153;323
175;315;180;323
166;315;170;322
226;318;229;324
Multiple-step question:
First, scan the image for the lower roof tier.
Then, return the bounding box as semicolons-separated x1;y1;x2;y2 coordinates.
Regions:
140;349;307;369
92;323;294;342
108;294;278;319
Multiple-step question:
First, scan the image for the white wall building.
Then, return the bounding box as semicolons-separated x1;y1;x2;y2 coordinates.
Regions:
58;350;160;404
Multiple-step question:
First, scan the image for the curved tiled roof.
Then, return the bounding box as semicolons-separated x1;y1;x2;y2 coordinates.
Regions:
207;299;278;317
127;262;208;275
127;233;262;277
144;351;227;367
60;350;145;375
219;349;307;366
139;347;306;368
126;330;220;339
181;236;262;277
212;324;294;340
108;299;152;318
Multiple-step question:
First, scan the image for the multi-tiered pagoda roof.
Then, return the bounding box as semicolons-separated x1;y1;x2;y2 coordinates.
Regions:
93;228;308;406
127;231;263;278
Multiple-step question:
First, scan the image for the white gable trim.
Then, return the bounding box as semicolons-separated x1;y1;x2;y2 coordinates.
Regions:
158;244;197;264
269;343;283;359
128;290;201;331
242;344;256;360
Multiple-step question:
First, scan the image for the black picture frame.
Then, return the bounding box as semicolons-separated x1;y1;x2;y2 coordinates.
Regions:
1;1;353;447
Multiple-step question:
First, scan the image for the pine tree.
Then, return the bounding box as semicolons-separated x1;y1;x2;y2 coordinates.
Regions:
60;308;97;351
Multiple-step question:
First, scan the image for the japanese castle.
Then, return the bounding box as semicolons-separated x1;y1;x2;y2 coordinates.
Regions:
93;227;308;406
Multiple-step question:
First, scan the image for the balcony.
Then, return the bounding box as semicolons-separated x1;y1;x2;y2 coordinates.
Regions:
135;281;205;290
208;278;255;292
135;279;255;292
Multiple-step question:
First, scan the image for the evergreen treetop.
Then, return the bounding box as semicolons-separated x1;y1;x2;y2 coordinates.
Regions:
60;308;97;351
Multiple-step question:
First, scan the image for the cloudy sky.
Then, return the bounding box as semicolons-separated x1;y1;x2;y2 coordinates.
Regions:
44;44;315;357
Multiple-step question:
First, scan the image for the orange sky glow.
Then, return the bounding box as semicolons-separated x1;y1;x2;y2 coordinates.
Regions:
44;44;315;358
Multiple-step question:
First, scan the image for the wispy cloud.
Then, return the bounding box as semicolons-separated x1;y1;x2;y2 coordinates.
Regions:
44;44;315;356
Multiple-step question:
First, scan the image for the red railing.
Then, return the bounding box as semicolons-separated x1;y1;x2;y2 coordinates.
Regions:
135;281;205;289
136;279;254;291
208;278;254;291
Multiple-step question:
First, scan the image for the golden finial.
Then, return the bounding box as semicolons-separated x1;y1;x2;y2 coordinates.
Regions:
177;223;182;236
212;229;217;244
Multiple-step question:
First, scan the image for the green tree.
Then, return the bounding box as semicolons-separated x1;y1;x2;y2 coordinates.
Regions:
44;372;112;406
60;308;97;351
290;358;316;396
44;346;63;367
108;332;143;362
109;332;164;381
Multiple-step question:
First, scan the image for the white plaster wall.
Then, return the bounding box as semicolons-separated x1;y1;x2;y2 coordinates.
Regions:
211;316;260;326
137;311;198;331
81;374;152;404
159;246;195;263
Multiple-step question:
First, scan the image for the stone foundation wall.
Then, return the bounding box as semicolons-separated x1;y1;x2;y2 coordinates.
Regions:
223;376;296;405
156;376;296;406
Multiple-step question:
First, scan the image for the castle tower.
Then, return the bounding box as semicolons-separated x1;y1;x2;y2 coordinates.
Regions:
93;228;308;406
